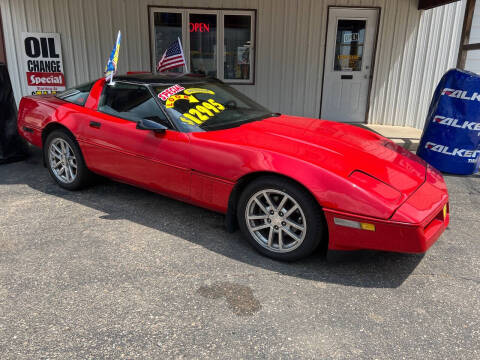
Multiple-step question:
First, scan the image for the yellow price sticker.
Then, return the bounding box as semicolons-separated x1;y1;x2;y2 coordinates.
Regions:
183;88;215;95
179;99;225;126
165;94;199;108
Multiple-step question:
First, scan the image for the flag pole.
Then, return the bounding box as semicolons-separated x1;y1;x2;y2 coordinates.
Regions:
178;37;188;74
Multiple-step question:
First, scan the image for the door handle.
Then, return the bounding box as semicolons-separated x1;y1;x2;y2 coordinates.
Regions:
89;121;101;129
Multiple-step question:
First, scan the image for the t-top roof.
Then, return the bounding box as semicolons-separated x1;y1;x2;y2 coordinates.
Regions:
113;73;215;85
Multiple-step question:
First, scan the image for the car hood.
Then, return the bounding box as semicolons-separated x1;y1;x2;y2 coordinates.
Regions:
193;115;427;197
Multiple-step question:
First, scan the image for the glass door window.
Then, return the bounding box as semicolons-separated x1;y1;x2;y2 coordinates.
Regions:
334;19;366;71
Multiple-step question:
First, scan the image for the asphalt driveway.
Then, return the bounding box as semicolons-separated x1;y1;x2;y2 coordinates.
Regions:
1;148;479;359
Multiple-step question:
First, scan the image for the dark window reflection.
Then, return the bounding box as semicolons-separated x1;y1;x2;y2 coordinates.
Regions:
154;12;183;73
224;15;252;80
189;13;217;76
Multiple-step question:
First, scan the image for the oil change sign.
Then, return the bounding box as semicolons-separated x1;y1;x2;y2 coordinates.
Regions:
22;32;66;95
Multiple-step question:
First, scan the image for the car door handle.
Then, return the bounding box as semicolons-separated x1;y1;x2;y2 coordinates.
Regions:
89;121;101;129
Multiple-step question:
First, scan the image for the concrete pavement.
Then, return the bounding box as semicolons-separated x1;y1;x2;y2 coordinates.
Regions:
0;147;479;359
362;124;423;151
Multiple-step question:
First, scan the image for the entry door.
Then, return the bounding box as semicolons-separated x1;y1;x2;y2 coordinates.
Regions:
321;8;379;123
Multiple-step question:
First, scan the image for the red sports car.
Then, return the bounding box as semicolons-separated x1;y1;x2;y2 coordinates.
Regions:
18;74;449;261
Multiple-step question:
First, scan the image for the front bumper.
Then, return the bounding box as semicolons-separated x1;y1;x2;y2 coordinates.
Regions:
324;166;449;253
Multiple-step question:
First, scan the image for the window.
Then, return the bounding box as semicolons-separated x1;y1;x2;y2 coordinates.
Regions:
224;14;252;80
458;0;480;73
189;13;217;77
153;12;182;73
334;20;365;71
98;82;170;127
56;81;95;106
150;7;255;84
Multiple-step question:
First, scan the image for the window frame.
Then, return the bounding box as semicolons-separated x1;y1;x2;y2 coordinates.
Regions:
148;6;256;85
457;0;479;69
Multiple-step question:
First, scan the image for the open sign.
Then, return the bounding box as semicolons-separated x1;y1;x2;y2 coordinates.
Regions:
190;23;210;32
344;33;359;43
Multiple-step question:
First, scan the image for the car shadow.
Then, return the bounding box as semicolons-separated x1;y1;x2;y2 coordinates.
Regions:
0;147;424;289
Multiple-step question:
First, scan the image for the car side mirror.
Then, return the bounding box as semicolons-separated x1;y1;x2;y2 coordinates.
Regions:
136;119;167;133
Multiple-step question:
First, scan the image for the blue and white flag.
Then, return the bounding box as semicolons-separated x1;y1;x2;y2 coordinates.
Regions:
104;31;121;85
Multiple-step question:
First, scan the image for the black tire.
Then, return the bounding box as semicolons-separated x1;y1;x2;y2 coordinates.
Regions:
44;129;92;190
237;176;326;261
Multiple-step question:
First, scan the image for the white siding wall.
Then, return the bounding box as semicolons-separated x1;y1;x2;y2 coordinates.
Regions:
1;0;465;129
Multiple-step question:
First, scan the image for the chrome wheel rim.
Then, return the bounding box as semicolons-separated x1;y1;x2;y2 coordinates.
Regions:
48;138;77;184
245;189;307;253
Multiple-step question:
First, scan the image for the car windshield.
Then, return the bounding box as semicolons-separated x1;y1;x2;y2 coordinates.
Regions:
152;81;274;131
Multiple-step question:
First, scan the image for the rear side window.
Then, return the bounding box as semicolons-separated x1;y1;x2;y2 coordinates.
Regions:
98;82;170;127
56;81;94;106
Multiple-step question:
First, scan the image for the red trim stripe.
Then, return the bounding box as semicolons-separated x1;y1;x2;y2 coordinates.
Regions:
158;62;185;72
157;54;185;72
159;62;183;68
160;57;183;66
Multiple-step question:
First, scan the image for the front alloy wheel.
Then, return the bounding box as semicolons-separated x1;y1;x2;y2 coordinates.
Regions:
238;176;325;261
245;189;307;253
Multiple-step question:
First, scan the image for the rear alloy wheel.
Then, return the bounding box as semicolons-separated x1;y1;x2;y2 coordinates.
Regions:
238;177;325;261
48;138;78;184
44;130;92;190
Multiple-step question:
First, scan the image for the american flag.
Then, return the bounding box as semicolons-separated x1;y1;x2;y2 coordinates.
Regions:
157;38;187;72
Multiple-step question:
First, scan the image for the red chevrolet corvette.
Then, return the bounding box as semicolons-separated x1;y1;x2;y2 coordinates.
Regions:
17;74;449;261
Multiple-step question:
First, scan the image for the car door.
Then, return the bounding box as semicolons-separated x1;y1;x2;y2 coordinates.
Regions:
78;81;191;200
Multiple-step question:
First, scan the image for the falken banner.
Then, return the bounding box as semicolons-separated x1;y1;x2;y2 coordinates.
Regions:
418;69;480;175
22;32;66;95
